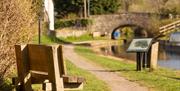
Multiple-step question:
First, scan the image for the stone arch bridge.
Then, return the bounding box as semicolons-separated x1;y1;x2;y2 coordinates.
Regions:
90;13;156;39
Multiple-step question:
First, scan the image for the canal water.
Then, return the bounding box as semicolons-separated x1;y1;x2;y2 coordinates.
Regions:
96;43;180;70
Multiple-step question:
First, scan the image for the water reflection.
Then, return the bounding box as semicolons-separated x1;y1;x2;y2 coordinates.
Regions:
111;45;135;60
97;44;180;70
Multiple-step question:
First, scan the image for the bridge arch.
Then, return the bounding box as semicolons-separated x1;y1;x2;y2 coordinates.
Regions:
111;24;149;40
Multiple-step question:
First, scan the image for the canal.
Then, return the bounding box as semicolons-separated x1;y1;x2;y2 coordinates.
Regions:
94;43;180;70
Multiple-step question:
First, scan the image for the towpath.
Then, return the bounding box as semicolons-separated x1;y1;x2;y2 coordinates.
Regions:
63;45;150;91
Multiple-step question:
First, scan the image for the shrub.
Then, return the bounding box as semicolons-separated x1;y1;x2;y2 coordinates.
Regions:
54;0;121;17
55;19;93;29
90;0;121;14
0;0;38;80
80;19;93;27
54;0;84;18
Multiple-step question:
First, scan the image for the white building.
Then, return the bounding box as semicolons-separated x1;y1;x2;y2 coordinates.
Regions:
44;0;54;31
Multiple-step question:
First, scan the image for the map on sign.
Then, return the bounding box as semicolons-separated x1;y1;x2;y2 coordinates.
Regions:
127;38;153;52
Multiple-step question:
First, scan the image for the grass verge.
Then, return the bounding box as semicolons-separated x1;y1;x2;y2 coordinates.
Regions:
2;59;110;91
58;33;108;43
66;60;110;91
32;35;70;44
75;46;180;91
0;36;110;91
32;60;110;91
32;35;55;44
32;34;108;44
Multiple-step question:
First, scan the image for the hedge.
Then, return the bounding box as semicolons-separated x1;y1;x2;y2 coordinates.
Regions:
55;19;93;29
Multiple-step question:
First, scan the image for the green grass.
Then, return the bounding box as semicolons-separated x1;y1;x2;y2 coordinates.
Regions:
58;33;108;43
32;34;108;44
1;36;109;91
32;60;110;91
75;46;180;91
0;78;14;91
24;60;110;91
66;60;110;91
32;35;70;44
32;35;57;44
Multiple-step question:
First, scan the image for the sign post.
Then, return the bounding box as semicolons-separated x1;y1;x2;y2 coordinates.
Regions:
127;38;153;71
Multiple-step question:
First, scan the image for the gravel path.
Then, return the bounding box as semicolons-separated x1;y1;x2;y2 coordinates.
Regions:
63;45;150;91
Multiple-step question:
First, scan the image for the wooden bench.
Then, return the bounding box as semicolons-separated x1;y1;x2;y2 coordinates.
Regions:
12;44;84;91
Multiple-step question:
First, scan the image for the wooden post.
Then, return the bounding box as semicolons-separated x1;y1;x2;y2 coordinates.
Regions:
46;45;64;91
150;42;159;71
15;45;32;91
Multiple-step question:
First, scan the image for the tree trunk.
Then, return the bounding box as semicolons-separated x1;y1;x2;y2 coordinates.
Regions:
84;0;87;18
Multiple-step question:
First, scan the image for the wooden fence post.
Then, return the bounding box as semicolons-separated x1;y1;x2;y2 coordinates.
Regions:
150;42;159;71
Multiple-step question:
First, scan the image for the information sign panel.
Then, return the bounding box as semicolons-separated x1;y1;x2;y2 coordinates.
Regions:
127;38;153;52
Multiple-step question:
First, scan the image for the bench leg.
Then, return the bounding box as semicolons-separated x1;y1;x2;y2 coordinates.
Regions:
43;80;52;91
47;46;64;91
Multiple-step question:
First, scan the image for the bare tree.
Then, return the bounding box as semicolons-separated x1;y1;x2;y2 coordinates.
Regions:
149;0;169;14
120;0;133;12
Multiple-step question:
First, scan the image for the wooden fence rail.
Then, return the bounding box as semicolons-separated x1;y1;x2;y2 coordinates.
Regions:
159;20;180;34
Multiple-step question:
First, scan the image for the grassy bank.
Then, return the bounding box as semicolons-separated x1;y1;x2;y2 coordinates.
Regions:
58;33;108;43
32;34;108;44
0;36;110;91
66;60;110;91
32;35;71;44
2;60;110;91
31;36;110;91
32;35;56;44
32;60;110;91
33;60;110;91
75;46;180;91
